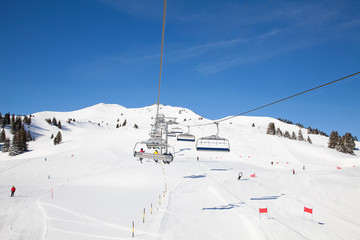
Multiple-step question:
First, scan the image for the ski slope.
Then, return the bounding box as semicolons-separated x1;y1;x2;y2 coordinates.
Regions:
0;103;359;240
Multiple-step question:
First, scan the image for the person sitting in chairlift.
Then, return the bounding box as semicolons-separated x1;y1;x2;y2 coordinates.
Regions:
154;150;159;155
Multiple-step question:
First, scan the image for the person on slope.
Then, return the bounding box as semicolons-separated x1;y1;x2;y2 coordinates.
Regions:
11;186;16;197
238;172;243;180
154;150;159;155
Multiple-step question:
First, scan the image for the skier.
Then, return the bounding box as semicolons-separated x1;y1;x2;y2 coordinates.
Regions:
139;148;144;163
292;169;295;175
11;186;16;197
238;172;243;180
154;150;159;155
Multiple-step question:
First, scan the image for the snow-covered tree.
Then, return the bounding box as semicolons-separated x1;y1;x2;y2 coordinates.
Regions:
0;129;5;143
54;131;62;145
298;129;304;141
291;131;297;140
328;131;339;149
2;138;10;153
266;123;276;135
307;136;312;144
284;131;290;139
276;128;283;137
342;133;355;154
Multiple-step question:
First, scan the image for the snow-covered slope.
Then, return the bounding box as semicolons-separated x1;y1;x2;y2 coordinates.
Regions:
0;103;359;240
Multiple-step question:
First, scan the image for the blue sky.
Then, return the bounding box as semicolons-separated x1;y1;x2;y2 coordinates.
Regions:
1;0;359;137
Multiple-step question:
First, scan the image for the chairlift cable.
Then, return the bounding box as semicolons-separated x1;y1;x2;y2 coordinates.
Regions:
184;71;360;128
156;0;167;120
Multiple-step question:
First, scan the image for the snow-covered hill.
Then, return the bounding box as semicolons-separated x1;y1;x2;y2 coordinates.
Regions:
0;103;359;240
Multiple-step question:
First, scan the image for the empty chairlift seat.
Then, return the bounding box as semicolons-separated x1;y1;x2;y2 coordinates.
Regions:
196;122;230;152
177;126;195;141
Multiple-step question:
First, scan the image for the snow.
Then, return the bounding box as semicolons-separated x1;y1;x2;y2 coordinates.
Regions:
0;103;359;240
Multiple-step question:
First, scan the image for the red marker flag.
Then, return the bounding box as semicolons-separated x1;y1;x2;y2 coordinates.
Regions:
250;173;256;177
337;166;342;170
259;208;268;213
304;207;312;214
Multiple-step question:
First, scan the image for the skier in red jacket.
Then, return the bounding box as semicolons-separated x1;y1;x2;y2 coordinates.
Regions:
11;186;16;197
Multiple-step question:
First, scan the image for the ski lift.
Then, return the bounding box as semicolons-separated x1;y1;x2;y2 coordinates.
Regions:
196;122;230;151
177;126;195;142
133;141;174;164
170;127;183;134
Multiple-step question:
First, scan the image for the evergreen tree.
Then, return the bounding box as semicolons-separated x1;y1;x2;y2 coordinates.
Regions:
4;113;11;125
266;122;276;135
342;133;355;154
307;136;312;144
284;131;290;139
116;124;120;128
50;134;54;139
9;129;27;156
291;131;297;140
335;136;345;153
276;128;283;137
355;136;358;141
122;119;127;127
2;138;10;153
134;124;139;129
58;121;62;129
0;129;5;143
298;129;304;141
307;127;312;134
27;130;33;142
252;123;255;127
328;131;339;149
10;115;16;134
52;117;58;126
54;131;62;145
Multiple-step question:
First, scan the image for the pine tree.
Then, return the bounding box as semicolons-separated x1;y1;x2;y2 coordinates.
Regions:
27;130;33;141
342;133;355;154
2;138;10;153
0;129;5;143
122;119;127;127
355;136;358;141
58;121;61;129
335;136;345;153
291;131;297;140
52;117;58;126
134;124;139;129
298;129;304;141
284;131;290;139
9;130;26;156
116;124;120;128
307;136;312;144
266;123;276;135
328;131;339;149
50;134;54;139
252;123;255;127
307;127;312;134
276;128;283;137
54;131;62;145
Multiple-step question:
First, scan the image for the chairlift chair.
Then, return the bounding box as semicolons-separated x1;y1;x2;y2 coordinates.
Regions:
196;122;230;151
170;127;183;134
177;126;195;142
133;141;175;163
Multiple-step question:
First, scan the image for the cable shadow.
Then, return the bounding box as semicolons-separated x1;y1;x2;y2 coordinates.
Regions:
203;202;245;211
250;195;283;200
184;174;206;179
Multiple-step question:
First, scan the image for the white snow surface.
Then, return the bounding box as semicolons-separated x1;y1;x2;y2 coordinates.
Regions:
1;103;359;240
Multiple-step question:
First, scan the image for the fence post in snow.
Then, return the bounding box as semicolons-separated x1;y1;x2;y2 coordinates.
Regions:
303;207;313;221
132;221;134;237
143;208;145;223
